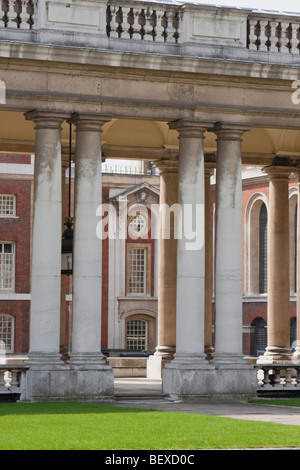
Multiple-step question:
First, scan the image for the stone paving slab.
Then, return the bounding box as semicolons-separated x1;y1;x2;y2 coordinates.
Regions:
112;378;300;426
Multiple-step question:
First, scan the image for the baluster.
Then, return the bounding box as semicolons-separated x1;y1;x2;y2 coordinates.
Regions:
143;8;154;42
273;367;282;386
154;10;165;43
29;0;36;29
1;0;9;27
248;19;258;50
256;367;264;386
262;367;271;386
269;21;279;52
285;368;294;387
7;0;18;28
258;20;268;51
9;369;20;391
20;0;30;29
4;370;11;389
131;7;141;40
176;10;183;44
122;6;131;40
110;6;121;39
139;9;146;40
290;23;300;54
280;22;289;53
165;10;175;43
0;370;7;391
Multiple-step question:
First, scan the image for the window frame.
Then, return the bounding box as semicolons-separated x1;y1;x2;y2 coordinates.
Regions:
126;243;151;296
0;313;14;353
0;194;16;218
0;242;15;292
126;318;148;351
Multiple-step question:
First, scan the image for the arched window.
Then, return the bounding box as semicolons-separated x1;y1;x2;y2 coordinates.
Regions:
294;203;297;293
254;317;267;357
0;314;14;352
289;192;298;294
245;194;268;295
259;203;268;294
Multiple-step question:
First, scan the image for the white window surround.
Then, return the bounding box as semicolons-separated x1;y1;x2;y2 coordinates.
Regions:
0;194;16;217
0;314;14;353
126;319;148;350
128;246;147;295
0;242;15;291
244;192;269;296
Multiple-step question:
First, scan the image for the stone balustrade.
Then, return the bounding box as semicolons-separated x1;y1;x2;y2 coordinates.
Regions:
1;0;300;65
106;2;180;43
0;365;27;401
255;364;300;396
0;0;36;29
248;15;300;53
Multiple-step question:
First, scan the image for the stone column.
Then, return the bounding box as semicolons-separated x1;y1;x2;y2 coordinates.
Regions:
148;154;178;378
60;153;70;361
204;162;214;359
68;113;110;366
172;121;208;362
259;164;293;363
294;172;300;362
212;124;250;363
25;110;68;365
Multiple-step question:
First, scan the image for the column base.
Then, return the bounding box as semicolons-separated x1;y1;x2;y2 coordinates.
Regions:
24;355;114;402
163;360;256;400
67;352;108;367
147;347;175;379
257;346;293;364
210;353;246;364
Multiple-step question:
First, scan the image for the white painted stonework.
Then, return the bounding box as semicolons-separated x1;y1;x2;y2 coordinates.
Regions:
2;0;300;400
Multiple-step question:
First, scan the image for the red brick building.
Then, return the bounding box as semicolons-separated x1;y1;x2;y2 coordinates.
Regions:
0;154;298;362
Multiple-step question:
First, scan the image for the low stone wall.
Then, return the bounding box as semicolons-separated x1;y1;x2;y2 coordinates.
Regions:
107;357;147;378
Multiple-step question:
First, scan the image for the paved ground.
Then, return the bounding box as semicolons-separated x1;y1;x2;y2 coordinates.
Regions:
112;378;300;426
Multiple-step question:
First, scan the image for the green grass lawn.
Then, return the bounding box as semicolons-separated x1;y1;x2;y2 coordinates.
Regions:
0;401;300;450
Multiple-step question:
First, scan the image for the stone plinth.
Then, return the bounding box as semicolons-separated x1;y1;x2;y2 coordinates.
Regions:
24;363;114;402
162;362;256;400
108;357;147;378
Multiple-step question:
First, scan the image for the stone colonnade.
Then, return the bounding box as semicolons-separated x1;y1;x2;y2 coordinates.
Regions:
23;108;298;400
25;111;114;401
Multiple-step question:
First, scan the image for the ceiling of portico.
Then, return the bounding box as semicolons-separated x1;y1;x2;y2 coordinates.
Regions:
1;111;300;165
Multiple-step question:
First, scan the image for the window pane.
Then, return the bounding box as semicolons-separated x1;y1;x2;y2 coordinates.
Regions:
129;248;146;294
0;315;13;352
126;319;147;350
259;204;268;294
0;243;14;290
0;195;15;216
129;215;147;234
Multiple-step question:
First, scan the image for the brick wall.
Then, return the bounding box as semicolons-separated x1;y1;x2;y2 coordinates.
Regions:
0;175;32;353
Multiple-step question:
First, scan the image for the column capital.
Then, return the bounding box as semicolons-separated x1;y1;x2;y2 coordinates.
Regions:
69;112;112;131
24;109;70;129
262;164;297;179
153;156;178;175
168;119;212;137
213;122;251;140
